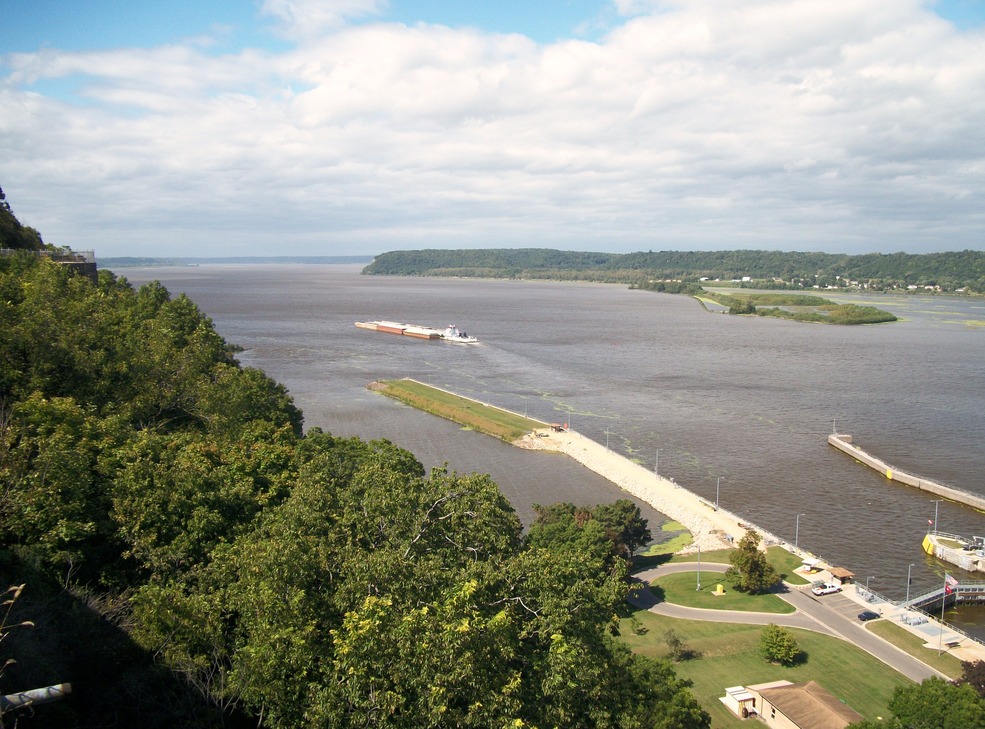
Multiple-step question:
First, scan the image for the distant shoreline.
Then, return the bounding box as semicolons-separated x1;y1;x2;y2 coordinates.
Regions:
100;255;374;268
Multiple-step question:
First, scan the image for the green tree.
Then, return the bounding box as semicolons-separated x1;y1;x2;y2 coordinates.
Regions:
0;394;128;584
593;498;652;557
664;628;694;662
889;676;985;729
726;531;780;593
849;677;985;729
958;659;985;698
759;623;800;666
0;186;43;250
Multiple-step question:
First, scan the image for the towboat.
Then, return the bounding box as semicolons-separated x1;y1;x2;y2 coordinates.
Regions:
442;325;478;344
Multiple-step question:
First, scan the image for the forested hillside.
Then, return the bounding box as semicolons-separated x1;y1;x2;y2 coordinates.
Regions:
0;186;44;251
364;248;985;292
0;247;708;723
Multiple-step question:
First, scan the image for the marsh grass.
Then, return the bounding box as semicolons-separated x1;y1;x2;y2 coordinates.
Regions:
373;379;545;441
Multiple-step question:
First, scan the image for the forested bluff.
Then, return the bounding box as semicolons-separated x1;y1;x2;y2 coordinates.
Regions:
363;248;985;293
0;199;709;726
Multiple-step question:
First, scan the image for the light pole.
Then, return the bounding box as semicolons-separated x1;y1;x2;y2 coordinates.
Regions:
655;449;660;477
696;544;701;591
932;499;943;533
715;477;723;510
906;563;915;607
605;427;610;451
795;513;806;550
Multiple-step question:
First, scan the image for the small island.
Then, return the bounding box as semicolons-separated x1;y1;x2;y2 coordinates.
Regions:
693;290;897;324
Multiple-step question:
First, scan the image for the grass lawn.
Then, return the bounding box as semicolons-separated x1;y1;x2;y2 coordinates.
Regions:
669;549;731;564
650;572;795;614
373;379;544;441
867;620;964;679
619;608;912;727
666;546;811;586
764;547;812;586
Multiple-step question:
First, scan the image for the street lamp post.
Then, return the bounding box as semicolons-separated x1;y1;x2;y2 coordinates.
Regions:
795;513;806;550
906;563;915;607
715;477;722;510
696;544;701;591
932;499;943;533
655;449;659;477
605;427;609;451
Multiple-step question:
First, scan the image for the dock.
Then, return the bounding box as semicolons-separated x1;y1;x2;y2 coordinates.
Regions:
828;433;985;511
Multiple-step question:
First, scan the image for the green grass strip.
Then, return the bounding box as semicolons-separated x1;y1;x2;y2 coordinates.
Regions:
373;379;545;442
866;620;965;679
651;572;796;614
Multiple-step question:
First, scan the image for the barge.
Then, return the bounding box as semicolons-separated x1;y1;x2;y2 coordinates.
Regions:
923;531;985;573
355;321;478;343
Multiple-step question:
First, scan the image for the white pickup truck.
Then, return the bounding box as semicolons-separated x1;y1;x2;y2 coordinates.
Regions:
811;582;842;596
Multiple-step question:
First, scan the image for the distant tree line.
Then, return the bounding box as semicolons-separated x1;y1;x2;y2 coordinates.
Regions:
364;248;985;293
0;252;708;724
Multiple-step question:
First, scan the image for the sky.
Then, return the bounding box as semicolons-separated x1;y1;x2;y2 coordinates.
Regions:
1;1;984;258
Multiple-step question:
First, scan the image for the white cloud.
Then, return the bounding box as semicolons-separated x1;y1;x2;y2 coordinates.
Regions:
0;0;983;256
259;0;389;41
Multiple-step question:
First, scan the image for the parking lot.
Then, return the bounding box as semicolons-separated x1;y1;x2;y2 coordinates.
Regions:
803;589;884;623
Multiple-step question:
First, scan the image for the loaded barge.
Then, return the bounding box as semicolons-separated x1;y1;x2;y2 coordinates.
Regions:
355;321;478;343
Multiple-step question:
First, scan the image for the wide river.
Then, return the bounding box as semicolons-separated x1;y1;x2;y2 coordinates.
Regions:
120;264;985;633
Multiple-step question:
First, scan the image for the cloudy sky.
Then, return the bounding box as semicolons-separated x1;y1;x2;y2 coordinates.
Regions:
1;0;984;258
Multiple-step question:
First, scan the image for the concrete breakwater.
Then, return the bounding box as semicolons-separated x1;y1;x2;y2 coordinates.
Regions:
828;434;985;512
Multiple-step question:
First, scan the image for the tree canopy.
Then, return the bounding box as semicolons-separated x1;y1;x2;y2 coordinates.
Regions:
363;248;985;293
0;186;44;251
759;623;801;666
725;531;780;594
848;676;985;729
0;251;707;728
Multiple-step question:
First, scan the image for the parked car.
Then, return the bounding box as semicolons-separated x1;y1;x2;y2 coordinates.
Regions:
858;610;881;622
811;582;842;596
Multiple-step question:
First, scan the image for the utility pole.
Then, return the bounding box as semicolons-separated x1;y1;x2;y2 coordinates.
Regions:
696;544;701;591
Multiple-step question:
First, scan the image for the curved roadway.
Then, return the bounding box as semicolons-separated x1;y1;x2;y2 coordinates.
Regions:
630;563;945;683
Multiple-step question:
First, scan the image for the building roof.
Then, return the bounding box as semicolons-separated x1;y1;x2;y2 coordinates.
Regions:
828;567;855;580
758;681;863;729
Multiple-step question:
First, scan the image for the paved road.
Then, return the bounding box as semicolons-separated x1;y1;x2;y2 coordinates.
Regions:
631;563;945;683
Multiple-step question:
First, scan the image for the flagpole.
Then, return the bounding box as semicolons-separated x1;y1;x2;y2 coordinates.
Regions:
939;573;947;655
938;573;958;655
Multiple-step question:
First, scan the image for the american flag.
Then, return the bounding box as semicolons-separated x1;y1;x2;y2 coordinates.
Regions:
944;574;958;595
